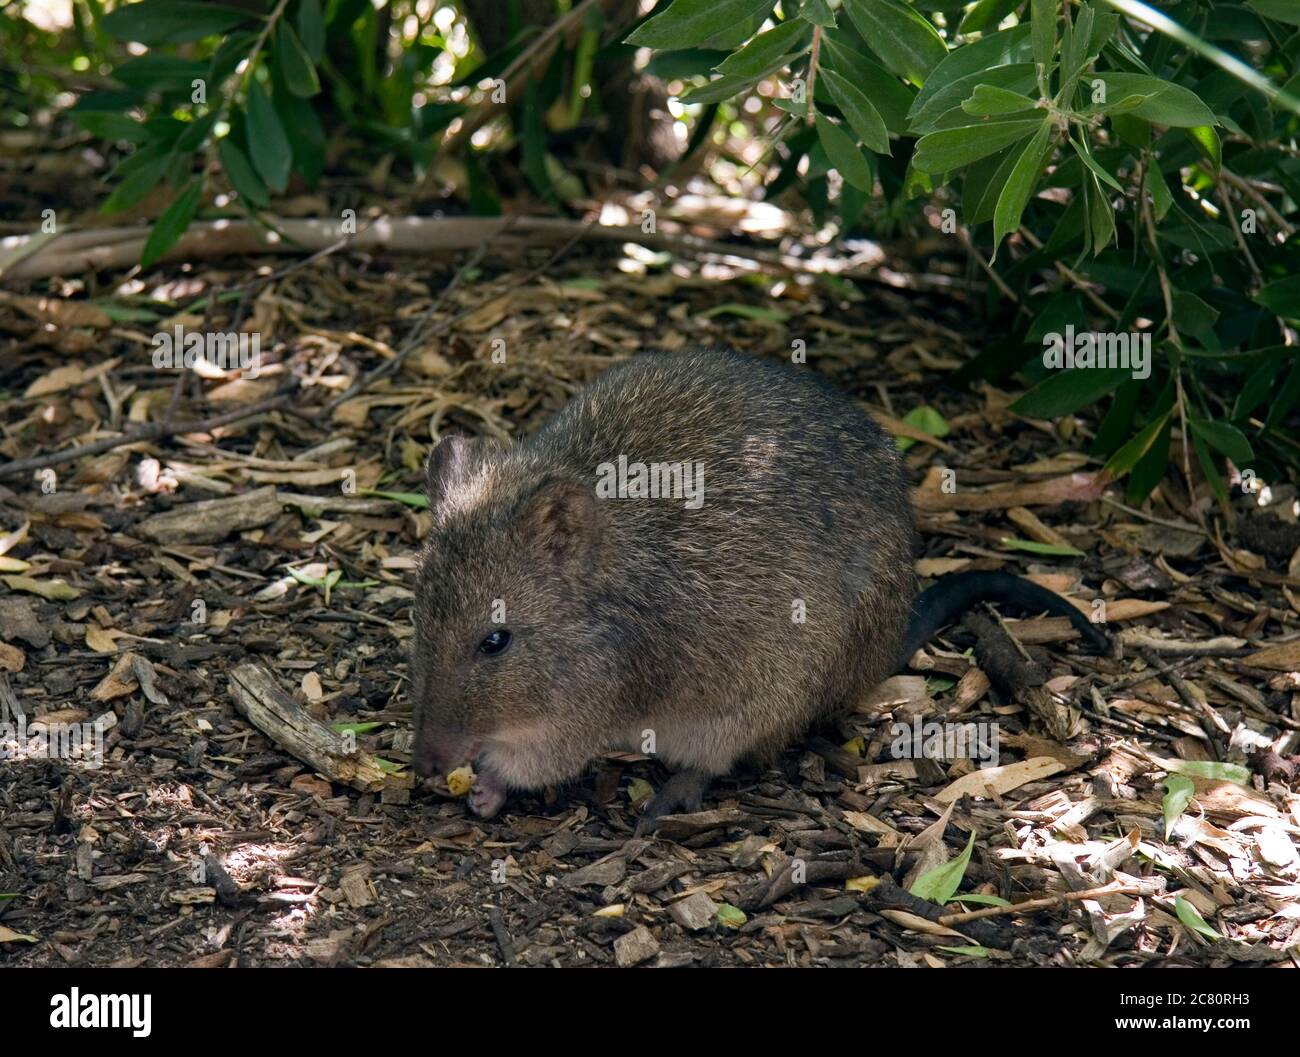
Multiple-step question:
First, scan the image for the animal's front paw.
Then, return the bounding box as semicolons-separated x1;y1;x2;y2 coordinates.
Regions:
467;771;507;819
634;769;711;837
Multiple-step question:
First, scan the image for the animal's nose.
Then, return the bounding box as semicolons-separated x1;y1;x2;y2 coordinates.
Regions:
411;724;478;778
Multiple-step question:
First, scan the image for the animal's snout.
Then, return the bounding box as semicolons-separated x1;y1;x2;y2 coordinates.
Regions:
411;723;480;779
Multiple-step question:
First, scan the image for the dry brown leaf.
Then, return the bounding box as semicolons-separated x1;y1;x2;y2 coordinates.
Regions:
90;652;140;702
916;557;970;577
85;626;125;653
857;674;933;715
207;378;276;403
31;707;89;728
935;756;1066;804
0;641;25;672
842;810;899;835
878;909;971;939
1247;641;1300;671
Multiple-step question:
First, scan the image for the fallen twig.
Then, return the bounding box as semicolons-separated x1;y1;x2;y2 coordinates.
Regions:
937;879;1155;926
0;389;299;480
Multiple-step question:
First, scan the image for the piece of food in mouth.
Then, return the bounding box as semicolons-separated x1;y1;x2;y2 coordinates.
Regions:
446;765;476;796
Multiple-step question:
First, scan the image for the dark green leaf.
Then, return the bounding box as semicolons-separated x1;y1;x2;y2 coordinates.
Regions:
959;0;1023;35
841;0;946;86
1192;433;1230;507
1071;135;1123;191
1171;291;1220;341
1126;412;1172;502
625;0;776;50
209;31;259;85
993;119;1052;250
1031;0;1056;72
101;151;168;214
1062;2;1094;81
218;138;269;208
962;84;1037;116
1086;172;1116;253
821;36;915;134
245;80;292;193
715;19;807;77
112;54;208;93
814;114;876;191
102;1;250;45
276;22;321;97
910;26;1033;120
71;111;147;143
175;111;219;153
913;117;1044;174
963;145;1020;226
1255;275;1300;317
1188;419;1253;463
1144;163;1174;220
140;179;202;268
1246;0;1300;26
1104;410;1172;477
297;0;326;61
821;68;890;153
1012;364;1132;418
801;0;837;27
909;64;1038;133
1092;74;1218;127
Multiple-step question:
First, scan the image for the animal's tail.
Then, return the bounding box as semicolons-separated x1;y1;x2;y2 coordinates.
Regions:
899;570;1110;667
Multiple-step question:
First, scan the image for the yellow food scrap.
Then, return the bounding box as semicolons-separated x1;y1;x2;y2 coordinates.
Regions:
446;766;476;796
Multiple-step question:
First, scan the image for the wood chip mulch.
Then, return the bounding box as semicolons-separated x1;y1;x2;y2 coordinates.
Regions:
2;243;1299;967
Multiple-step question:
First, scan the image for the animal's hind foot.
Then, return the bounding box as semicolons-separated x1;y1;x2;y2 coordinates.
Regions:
634;769;712;836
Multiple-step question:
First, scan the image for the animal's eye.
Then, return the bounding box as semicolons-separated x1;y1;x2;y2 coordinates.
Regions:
477;629;512;657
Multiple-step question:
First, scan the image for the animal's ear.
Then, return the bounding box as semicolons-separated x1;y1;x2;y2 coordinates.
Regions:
518;479;600;562
425;434;476;504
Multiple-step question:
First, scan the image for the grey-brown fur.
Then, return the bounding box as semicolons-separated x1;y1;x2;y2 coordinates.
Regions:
409;347;916;821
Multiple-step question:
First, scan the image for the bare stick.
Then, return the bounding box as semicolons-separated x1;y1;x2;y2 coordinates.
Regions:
0;390;297;480
938;880;1151;926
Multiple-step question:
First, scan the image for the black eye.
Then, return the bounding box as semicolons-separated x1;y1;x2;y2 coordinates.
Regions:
477;629;512;657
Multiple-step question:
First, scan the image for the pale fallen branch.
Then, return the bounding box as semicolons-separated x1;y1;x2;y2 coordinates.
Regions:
0;389;299;480
228;662;401;794
938;879;1161;927
0;214;921;286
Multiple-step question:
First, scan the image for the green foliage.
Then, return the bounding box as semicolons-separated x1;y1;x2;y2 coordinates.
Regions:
620;0;1300;502
11;0;1300;503
53;0;466;235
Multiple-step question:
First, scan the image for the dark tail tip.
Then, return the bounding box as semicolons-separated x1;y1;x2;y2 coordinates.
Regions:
900;570;1110;668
